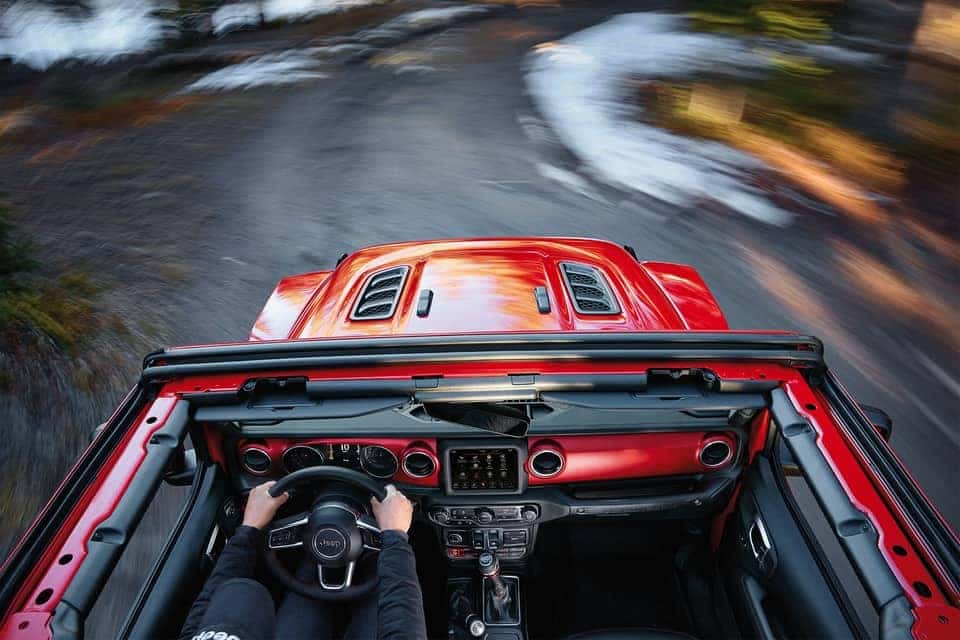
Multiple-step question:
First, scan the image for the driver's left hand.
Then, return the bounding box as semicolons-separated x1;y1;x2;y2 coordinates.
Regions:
242;481;289;529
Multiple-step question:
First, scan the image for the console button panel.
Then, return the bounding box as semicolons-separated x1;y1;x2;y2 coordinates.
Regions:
432;503;537;560
429;505;538;526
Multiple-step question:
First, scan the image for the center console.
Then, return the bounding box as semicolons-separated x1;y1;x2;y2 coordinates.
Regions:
430;503;538;560
433;440;537;561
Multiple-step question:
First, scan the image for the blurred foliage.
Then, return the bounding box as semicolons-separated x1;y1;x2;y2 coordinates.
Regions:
0;202;35;294
0;201;100;351
638;75;905;194
688;0;839;41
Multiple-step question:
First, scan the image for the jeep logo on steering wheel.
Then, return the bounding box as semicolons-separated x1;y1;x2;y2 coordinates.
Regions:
312;528;347;559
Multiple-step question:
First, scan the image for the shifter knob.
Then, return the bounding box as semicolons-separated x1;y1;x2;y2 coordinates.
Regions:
478;551;500;577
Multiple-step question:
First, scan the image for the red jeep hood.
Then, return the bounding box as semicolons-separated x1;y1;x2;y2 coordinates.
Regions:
252;237;727;340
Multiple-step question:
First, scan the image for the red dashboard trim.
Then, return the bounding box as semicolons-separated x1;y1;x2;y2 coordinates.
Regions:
526;432;736;485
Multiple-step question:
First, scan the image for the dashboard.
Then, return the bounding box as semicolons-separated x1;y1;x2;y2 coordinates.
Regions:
235;431;737;490
232;431;740;562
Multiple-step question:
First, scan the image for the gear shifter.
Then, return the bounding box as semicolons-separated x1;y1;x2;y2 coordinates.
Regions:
450;586;486;638
478;551;519;625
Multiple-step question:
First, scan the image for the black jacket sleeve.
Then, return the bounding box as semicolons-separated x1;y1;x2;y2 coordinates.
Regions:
179;525;261;640
376;530;428;640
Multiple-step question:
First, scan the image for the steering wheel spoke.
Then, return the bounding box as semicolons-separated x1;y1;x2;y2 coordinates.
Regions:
318;561;356;590
267;513;309;550
357;514;383;551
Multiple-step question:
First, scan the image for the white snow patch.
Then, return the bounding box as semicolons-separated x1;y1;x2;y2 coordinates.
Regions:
184;50;328;92
393;5;490;28
213;0;382;36
0;0;168;70
526;13;795;225
395;64;436;75
263;0;378;23
212;3;261;36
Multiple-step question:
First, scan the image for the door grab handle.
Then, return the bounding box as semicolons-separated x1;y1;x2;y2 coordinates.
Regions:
749;517;772;567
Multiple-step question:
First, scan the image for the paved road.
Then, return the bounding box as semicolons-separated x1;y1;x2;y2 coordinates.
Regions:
3;3;957;629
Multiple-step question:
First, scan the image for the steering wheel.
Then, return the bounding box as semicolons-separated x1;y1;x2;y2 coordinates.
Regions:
260;467;387;601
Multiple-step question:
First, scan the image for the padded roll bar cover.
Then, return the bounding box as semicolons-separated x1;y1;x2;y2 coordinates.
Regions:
267;466;388;501
770;389;905;612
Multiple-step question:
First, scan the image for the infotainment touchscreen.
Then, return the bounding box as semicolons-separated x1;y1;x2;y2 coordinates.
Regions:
449;448;519;491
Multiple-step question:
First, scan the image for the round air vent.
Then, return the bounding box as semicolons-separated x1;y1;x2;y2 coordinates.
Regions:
529;448;565;478
403;450;436;478
699;439;733;468
361;445;399;479
529;448;564;478
241;447;272;475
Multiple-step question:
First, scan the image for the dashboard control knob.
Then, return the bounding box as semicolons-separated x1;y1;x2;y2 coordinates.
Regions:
448;532;464;545
522;506;538;522
475;508;494;524
432;509;450;524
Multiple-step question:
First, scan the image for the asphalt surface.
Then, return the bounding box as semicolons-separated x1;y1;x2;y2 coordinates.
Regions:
1;1;957;631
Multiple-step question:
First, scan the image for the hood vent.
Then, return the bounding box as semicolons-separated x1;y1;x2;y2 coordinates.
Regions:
559;262;620;315
351;266;409;320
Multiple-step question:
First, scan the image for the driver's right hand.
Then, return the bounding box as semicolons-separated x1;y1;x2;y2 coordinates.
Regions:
242;481;289;529
371;484;414;533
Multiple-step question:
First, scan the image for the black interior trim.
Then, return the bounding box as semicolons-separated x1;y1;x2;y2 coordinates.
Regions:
193;397;407;422
772;437;872;639
541;390;764;411
0;385;147;615
231;420;738;439
770;389;906;614
50;401;191;640
722;456;859;639
822;371;960;596
142;332;824;380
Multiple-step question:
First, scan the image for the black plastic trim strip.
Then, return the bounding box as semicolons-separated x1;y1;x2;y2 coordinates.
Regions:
50;401;191;638
193;397;406;423
770;389;904;610
232;419;736;439
142;332;823;380
0;385;147;615
822;371;960;598
541;391;764;411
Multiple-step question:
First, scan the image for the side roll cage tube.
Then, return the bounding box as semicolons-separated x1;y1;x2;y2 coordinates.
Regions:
770;389;912;640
